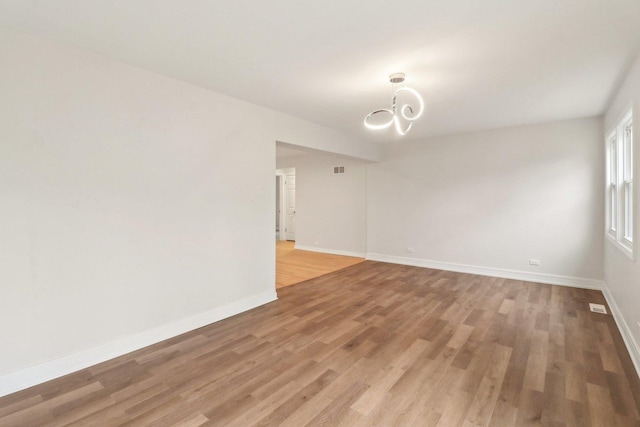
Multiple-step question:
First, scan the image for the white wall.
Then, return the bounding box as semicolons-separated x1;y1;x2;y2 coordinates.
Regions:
277;153;367;256
367;117;604;286
603;53;640;373
0;28;375;395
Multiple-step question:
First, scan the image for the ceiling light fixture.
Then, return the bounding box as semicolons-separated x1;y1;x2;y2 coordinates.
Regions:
364;73;424;136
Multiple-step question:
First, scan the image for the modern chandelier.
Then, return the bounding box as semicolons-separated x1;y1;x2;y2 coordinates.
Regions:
364;72;424;136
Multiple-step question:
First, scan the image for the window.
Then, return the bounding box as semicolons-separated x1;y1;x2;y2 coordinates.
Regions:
606;108;634;258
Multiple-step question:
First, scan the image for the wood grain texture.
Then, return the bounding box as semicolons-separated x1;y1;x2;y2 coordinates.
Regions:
1;261;639;426
276;240;365;288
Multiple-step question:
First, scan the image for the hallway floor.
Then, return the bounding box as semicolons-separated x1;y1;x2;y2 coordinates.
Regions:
276;241;365;289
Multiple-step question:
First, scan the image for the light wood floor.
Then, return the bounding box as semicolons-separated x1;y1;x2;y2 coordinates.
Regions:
276;240;365;289
1;262;639;426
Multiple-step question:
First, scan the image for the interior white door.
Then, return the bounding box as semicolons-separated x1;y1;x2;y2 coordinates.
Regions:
275;176;280;238
285;174;296;241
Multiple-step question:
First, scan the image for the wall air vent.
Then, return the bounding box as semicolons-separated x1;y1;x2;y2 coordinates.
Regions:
333;166;345;174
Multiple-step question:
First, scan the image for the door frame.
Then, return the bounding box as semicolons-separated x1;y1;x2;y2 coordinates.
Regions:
276;171;287;241
284;172;296;241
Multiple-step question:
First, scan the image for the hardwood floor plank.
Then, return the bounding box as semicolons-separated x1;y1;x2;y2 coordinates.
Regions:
0;395;43;419
1;261;639;426
173;412;210;427
251;369;339;427
462;344;512;426
522;329;549;392
587;382;616;427
565;399;591;427
565;362;588;404
305;380;369;427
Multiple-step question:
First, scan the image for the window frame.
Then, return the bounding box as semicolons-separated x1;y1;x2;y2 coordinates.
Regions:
606;129;617;239
606;107;635;260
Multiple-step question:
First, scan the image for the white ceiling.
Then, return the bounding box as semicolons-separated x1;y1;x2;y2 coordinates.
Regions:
1;1;640;142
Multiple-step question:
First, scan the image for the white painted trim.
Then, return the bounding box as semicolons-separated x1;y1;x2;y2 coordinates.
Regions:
0;290;277;398
275;171;287;241
602;283;640;379
604;106;636;261
295;245;366;258
366;253;603;290
284;171;296;241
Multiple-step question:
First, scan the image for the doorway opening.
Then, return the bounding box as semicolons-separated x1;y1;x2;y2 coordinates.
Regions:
274;143;365;289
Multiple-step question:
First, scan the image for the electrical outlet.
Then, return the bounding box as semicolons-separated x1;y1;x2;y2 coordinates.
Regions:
529;259;540;266
407;247;415;253
637;321;640;329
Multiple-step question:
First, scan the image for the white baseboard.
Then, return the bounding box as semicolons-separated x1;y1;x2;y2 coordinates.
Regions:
0;290;277;398
366;253;603;290
602;283;640;378
295;245;366;258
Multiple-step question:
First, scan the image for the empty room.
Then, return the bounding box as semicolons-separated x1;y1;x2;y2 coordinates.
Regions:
1;1;640;426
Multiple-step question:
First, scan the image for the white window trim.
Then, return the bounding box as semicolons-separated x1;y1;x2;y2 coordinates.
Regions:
605;107;635;260
606;129;617;240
